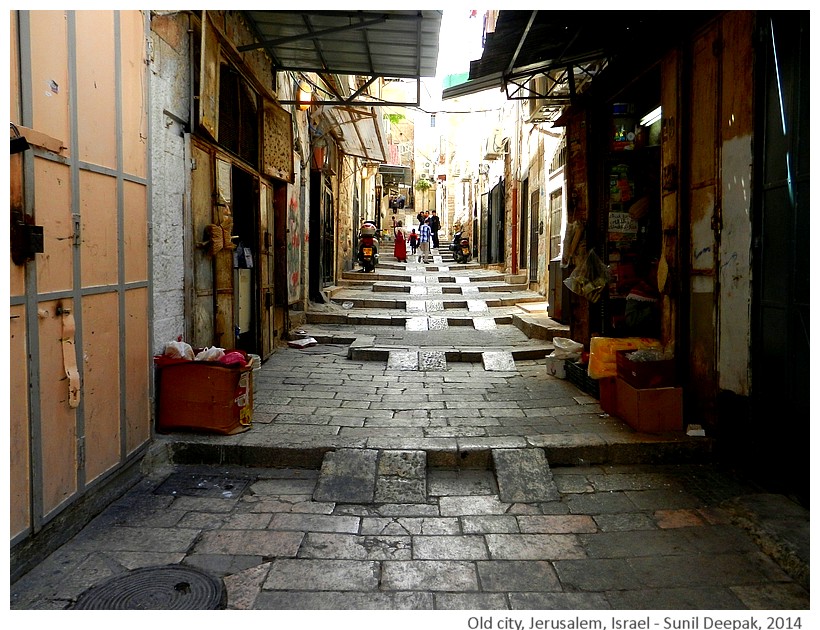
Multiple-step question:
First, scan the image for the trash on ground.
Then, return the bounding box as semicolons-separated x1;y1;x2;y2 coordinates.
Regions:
288;337;317;349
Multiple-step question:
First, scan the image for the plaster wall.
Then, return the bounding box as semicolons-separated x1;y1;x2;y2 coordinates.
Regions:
149;16;190;353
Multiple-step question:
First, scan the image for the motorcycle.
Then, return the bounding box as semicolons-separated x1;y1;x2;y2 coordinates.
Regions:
357;221;379;272
448;231;472;264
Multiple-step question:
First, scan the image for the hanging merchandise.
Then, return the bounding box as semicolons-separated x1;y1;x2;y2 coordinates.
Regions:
563;249;610;303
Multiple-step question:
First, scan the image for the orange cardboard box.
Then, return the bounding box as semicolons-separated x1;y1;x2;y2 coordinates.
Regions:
615;377;682;433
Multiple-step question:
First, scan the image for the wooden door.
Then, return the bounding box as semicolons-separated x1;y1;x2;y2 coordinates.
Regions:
258;182;276;358
189;141;216;348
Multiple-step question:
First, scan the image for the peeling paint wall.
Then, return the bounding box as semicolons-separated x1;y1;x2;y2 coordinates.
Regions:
718;135;753;394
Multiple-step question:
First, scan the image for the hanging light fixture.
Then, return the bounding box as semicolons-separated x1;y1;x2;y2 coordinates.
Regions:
298;81;312;111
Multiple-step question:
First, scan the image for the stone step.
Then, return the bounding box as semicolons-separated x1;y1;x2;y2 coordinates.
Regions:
313;448;558;506
371;282;522;294
328;294;547;310
313;449;428;504
492;448;560;503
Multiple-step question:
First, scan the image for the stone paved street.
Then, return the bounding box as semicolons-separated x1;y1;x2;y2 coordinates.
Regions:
9;249;810;614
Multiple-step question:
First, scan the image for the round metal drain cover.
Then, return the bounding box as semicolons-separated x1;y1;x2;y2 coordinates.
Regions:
74;565;226;610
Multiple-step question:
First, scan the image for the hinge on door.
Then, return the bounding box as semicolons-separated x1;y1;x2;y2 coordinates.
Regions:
711;211;723;233
77;440;85;469
72;213;81;247
190;158;197;171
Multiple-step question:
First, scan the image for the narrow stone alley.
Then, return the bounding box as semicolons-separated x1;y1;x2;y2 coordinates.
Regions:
10;245;809;612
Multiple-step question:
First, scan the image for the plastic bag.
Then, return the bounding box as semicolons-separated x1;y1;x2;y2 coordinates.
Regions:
163;340;194;361
195;346;225;362
550;337;584;360
563;249;610;303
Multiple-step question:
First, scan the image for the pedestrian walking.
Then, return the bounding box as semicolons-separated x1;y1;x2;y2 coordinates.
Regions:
408;229;418;255
429;210;441;249
417;218;432;263
393;221;407;262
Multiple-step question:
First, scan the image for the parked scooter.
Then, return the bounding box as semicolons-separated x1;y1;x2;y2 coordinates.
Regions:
357;221;379;272
448;231;471;264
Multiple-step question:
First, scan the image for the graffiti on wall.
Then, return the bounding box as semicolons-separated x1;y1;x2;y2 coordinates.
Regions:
286;160;302;304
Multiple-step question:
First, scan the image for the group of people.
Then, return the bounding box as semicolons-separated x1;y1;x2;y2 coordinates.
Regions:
392;209;440;264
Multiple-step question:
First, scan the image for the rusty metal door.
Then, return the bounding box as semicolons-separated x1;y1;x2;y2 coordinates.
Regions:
685;21;722;422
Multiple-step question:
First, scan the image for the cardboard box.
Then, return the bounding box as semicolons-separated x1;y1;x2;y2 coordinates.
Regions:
616;350;675;389
156;359;253;435
615;377;682;433
545;355;566;379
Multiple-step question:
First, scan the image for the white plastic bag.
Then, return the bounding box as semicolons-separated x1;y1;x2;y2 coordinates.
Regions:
163;340;194;361
550;337;584;360
195;346;225;362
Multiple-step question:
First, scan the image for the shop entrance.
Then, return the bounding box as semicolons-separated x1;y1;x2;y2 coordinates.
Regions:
598;72;663;339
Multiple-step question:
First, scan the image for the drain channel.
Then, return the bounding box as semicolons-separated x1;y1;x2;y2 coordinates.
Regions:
73;565;226;610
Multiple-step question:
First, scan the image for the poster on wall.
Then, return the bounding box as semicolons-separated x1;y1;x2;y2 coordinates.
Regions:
286;157;302;304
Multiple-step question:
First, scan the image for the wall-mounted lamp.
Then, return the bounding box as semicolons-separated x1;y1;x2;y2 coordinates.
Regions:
298;81;313;111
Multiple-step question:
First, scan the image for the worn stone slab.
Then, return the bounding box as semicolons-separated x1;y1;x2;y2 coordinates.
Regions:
426;300;444;312
455;276;470;284
482;351;516;372
426;285;443;295
413;535;489;560
380;560;479;591
462;286;480;294
473;317;497;331
360;517;460;536
485;533;586;560
387;350;419;371
477;559;561;592
313;449;378;503
467;300;489;312
410;285;427;295
405;316;429;331
269;512;360;533
428;316;449;330
492;448;559;503
419;350;447;371
254;590;433;610
263;558;379;591
375;477;427;503
193;529;304;557
299;533;412;560
405;300;427;313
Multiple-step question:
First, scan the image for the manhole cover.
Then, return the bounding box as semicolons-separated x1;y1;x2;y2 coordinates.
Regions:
74;565;226;610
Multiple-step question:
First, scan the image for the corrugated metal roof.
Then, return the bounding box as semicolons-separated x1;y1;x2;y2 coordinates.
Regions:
242;10;441;79
443;10;713;112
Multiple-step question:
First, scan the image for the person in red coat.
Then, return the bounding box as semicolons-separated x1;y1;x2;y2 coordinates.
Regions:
393;221;407;262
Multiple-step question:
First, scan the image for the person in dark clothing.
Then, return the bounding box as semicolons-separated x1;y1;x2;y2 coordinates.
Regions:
429;210;441;249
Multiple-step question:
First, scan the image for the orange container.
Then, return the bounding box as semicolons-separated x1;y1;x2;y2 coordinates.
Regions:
156;357;253;435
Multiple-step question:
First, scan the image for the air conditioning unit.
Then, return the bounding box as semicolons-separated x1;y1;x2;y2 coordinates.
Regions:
482;128;505;160
528;75;548;118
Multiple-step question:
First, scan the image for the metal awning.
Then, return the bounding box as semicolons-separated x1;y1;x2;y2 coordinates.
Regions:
316;105;387;162
242;10;442;107
442;10;710;121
